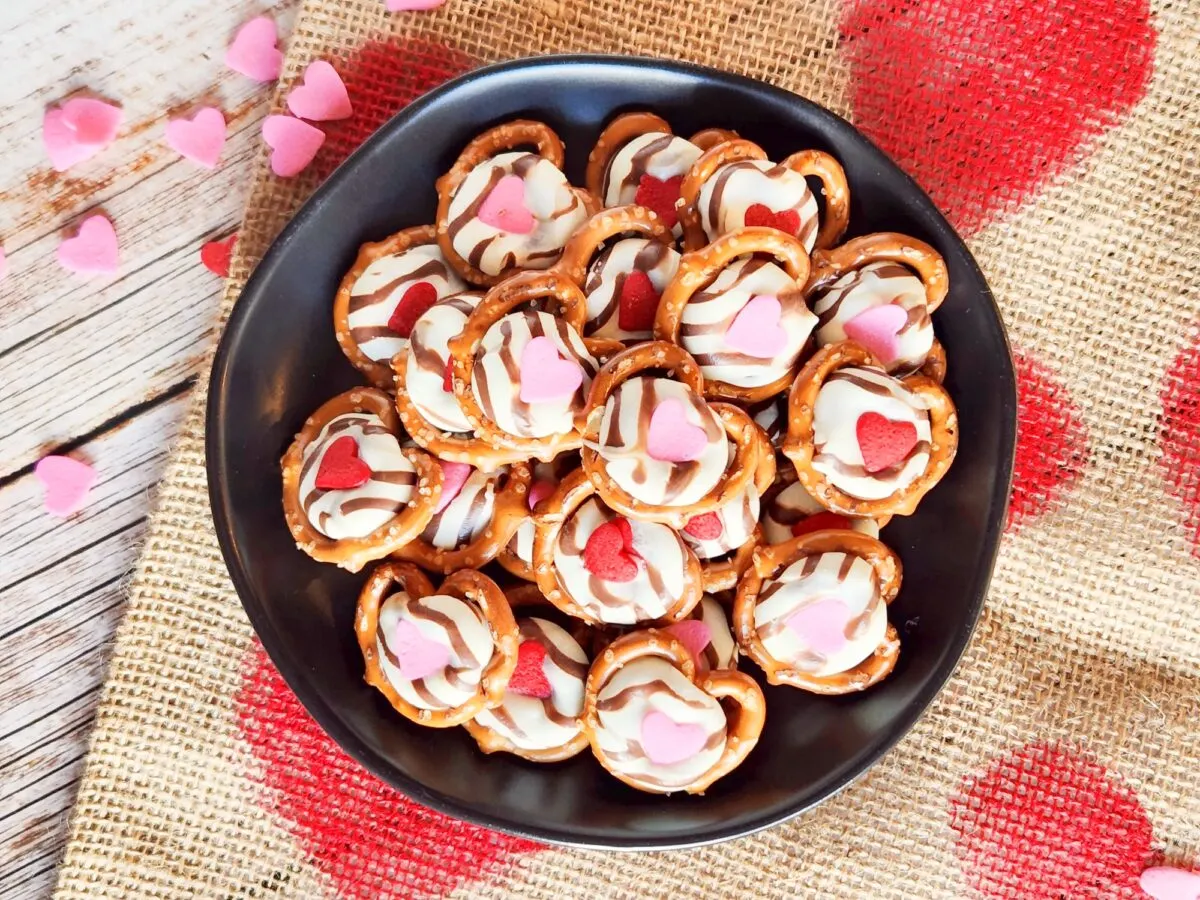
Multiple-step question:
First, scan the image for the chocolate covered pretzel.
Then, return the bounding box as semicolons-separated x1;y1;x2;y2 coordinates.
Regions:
761;466;884;545
281;388;443;572
496;451;580;582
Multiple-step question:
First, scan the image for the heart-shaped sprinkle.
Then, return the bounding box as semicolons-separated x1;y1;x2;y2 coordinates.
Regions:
527;480;555;511
518;336;583;403
508;641;552;698
441;357;454;393
844;303;909;365
683;511;723;541
43;98;123;171
262;115;326;178
433;460;472;514
225;16;284;82
1140;866;1200;900
58;215;119;276
633;174;683;229
386;0;447;8
725;294;788;359
165;107;227;169
640;711;707;766
744;202;800;236
392;619;450;681
790;511;854;538
315;436;371;490
201;233;238;278
477;174;534;234
582;518;641;582
35;455;96;517
856;411;919;474
666;619;712;672
387;281;439;338
287;60;353;121
646;398;709;462
617;270;660;332
787;598;854;656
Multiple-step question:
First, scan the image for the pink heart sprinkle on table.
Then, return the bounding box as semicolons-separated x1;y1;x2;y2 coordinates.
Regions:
262;115;326;178
843;303;908;365
1140;867;1200;900
58;215;119;276
666;620;712;672
786;598;854;656
477;174;534;234
392;619;450;681
646;399;708;462
724;294;788;358
287;60;353;121
518;336;582;403
225;16;284;82
434;461;472;514
165;107;227;169
43;98;123;171
640;711;707;766
35;456;96;517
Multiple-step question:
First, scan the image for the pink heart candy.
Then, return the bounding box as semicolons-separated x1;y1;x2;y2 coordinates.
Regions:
518;336;583;403
35;455;96;517
786;598;853;655
262;115;326;178
477;174;534;234
165;107;227;169
287;60;353;121
386;0;447;10
392;619;450;681
843;303;909;365
724;294;788;359
1141;867;1200;900
225;16;284;82
433;461;473;514
640;711;708;766
528;480;555;510
58;215;119;276
666;619;712;671
646;398;708;462
43;98;123;171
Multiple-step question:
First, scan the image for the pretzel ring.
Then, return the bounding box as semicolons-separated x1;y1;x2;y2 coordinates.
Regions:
585;112;673;198
687;128;740;151
781;149;850;251
435;119;599;286
807;232;949;314
494;452;582;582
578;341;768;527
654;227;813;403
391;461;532;573
532;468;704;627
355;563;519;726
783;341;959;517
281;388;443;573
446;271;609;463
733;531;902;694
463;584;593;763
555;204;676;286
583;628;765;794
760;463;888;545
677;138;768;250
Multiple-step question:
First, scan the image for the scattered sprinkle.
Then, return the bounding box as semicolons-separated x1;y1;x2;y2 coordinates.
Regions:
201;233;238;277
43;97;123;172
262;115;326;177
35;455;96;517
58;214;119;276
165;107;228;169
287;60;353;121
225;16;284;82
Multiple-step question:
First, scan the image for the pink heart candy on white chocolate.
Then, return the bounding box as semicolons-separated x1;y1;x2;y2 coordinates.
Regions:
843;303;908;365
433;461;473;514
640;711;707;766
666;619;713;672
518;336;582;403
785;597;853;656
477;174;534;234
646;398;708;462
724;294;788;359
392;619;450;681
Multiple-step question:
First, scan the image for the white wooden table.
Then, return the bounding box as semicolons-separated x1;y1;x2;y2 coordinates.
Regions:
0;1;297;895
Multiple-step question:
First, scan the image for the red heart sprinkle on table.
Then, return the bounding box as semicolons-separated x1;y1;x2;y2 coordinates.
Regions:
683;512;723;541
634;174;683;229
617;270;660;332
856;412;919;473
744;203;800;236
387;281;439;337
201;233;237;277
315;436;371;490
583;518;641;582
508;641;552;698
791;511;855;538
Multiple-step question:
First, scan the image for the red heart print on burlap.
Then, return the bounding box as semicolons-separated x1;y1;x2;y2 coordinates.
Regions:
237;645;542;900
1159;330;1200;556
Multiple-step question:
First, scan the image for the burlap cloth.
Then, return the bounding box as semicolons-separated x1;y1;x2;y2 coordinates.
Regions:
52;1;1200;898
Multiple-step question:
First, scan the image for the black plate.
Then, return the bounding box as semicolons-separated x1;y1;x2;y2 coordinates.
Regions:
207;55;1015;850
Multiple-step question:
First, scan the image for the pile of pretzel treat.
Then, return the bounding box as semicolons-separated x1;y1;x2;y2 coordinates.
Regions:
281;113;958;795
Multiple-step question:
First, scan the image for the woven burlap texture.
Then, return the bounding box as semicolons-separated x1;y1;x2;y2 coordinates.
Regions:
52;0;1200;898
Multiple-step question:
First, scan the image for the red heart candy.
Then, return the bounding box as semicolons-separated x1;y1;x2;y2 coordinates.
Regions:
617;270;661;332
744;203;800;236
200;233;237;277
508;641;552;699
442;356;454;393
582;517;641;582
683;511;723;541
315;436;371;490
856;412;919;474
634;174;683;229
387;281;439;338
791;511;854;538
